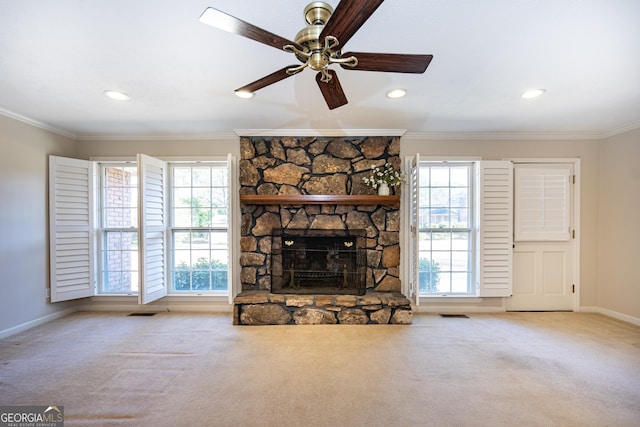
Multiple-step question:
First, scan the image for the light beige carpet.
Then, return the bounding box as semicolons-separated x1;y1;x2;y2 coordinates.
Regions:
1;312;639;426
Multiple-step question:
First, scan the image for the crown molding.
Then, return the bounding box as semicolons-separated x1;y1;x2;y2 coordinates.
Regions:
0;107;76;140
597;120;640;139
233;129;407;137
78;125;640;142
402;131;604;141
403;123;640;141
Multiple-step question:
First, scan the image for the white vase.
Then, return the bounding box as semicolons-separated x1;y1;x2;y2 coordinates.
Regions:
377;183;390;196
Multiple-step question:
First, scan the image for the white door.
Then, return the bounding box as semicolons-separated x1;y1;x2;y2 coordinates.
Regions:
507;163;576;311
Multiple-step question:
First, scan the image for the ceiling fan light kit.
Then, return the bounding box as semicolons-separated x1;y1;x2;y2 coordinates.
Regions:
235;90;255;99
521;89;546;99
199;0;433;109
103;90;130;101
387;88;407;99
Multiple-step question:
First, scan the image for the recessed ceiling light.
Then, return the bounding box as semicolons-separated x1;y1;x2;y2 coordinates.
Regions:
235;90;255;99
104;90;130;101
386;88;407;99
521;89;546;99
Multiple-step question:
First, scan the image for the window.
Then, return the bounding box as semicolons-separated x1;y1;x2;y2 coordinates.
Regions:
99;164;139;294
417;163;474;295
170;163;229;293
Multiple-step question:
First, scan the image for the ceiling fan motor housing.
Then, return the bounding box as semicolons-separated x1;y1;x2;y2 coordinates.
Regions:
293;2;338;67
304;2;333;25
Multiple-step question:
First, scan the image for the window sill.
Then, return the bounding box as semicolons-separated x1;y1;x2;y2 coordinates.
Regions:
164;294;230;302
419;296;483;303
90;294;231;302
80;294;233;313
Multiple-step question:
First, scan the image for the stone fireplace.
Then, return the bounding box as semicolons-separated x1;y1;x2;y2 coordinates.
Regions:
235;136;412;325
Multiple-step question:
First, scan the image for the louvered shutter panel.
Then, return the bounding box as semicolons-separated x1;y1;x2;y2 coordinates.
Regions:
514;165;571;241
227;153;239;304
138;154;167;304
405;154;420;304
49;156;95;302
477;161;513;297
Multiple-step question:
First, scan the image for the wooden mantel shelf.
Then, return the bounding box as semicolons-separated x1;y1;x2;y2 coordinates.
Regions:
240;194;400;205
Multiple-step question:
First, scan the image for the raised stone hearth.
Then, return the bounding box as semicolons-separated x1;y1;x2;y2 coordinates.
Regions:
233;290;412;325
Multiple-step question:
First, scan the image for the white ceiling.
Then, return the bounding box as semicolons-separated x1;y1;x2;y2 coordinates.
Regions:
1;0;639;140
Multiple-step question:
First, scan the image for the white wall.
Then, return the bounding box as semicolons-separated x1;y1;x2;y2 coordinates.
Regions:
597;127;640;320
400;136;601;311
73;137;240;159
0;115;77;336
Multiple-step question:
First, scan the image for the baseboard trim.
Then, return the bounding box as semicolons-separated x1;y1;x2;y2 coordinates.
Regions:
76;298;233;313
0;307;78;339
412;305;505;314
579;306;640;327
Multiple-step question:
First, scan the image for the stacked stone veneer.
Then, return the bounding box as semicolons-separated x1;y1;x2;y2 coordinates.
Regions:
237;136;411;325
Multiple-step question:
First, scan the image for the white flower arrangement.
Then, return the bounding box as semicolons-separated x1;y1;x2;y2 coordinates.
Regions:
362;162;406;189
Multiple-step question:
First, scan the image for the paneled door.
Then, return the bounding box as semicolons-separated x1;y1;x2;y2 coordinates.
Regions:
507;163;577;311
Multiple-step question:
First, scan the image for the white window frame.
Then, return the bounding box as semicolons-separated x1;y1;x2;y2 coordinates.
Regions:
97;161;139;295
417;161;475;296
168;160;231;296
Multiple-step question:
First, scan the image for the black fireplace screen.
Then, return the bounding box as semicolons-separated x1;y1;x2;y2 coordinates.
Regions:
270;229;366;295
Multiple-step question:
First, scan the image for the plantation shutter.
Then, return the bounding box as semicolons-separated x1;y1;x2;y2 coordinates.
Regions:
49;156;95;302
404;154;420;304
477;161;513;297
514;165;572;241
227;153;239;304
138;154;167;304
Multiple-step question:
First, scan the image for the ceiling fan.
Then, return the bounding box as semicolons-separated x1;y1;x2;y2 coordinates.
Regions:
199;0;433;109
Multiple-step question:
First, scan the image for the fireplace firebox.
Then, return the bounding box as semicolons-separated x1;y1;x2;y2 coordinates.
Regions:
270;229;366;295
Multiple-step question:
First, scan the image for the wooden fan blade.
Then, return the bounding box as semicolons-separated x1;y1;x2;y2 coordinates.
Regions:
340;52;433;73
320;0;384;47
316;70;348;110
235;65;299;94
199;8;302;51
